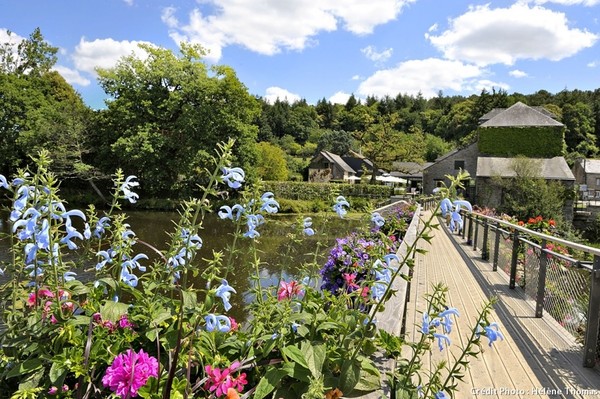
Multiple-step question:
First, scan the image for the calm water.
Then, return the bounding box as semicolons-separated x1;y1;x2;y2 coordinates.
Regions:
0;210;364;322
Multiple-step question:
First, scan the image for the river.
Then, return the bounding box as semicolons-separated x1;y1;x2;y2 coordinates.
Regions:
0;210;364;322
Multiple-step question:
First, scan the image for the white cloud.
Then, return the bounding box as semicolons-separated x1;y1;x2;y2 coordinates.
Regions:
123;0;134;5
72;37;153;75
351;75;362;80
161;1;415;62
264;87;301;104
357;58;487;98
52;65;91;86
470;79;510;93
361;45;393;64
427;3;598;66
428;23;438;33
532;0;600;6
509;69;528;78
329;91;352;104
588;61;598;67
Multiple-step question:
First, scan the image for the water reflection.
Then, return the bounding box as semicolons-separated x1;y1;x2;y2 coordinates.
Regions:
0;210;364;323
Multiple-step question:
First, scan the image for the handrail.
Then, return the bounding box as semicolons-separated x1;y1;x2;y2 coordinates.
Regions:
463;210;600;258
452;207;600;369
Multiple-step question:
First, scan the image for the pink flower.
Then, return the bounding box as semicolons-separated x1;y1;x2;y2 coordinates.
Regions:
228;317;239;332
277;280;302;301
205;361;247;397
48;386;58;395
102;349;158;398
342;273;360;290
119;314;134;329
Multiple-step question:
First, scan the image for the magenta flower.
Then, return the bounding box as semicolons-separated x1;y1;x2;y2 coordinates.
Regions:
277;280;303;301
118;314;134;329
102;349;159;398
205;361;247;397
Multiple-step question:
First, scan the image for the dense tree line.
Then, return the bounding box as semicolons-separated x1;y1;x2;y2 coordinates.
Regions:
1;28;599;198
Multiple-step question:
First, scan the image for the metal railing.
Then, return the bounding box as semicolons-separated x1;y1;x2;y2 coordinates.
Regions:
453;211;600;369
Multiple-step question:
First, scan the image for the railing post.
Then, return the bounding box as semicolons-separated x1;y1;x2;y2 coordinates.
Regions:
510;230;520;289
462;213;467;240
583;255;600;367
535;240;548;318
467;213;473;245
473;216;479;251
482;219;489;261
493;222;500;271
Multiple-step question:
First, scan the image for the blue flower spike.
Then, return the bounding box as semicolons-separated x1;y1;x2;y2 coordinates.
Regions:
205;314;231;333
483;322;505;347
371;212;385;227
433;333;451;351
215;279;237;312
0;174;9;190
333;195;350;218
435;391;450;399
421;312;431;334
221;166;245;189
438;307;460;334
260;192;280;214
302;217;315;236
121;175;140;203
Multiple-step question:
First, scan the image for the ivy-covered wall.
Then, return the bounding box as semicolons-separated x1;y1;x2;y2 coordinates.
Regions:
478;126;565;157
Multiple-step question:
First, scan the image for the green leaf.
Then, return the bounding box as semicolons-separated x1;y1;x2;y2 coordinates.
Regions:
354;358;381;391
100;300;129;322
65;279;89;295
181;289;197;311
6;358;43;378
280;362;311;383
301;342;325;379
49;362;66;385
253;368;288;399
282;345;309;369
339;358;361;394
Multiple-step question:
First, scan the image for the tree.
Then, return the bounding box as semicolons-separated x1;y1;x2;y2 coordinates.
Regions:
0;28;58;75
316;130;354;155
92;43;260;195
255;142;288;181
562;102;596;155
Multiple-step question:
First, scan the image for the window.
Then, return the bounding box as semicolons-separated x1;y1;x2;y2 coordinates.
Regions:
434;179;444;187
454;160;465;170
596;178;600;186
324;162;330;169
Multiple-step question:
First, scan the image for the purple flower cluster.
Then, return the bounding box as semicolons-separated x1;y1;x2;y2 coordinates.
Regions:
320;233;377;294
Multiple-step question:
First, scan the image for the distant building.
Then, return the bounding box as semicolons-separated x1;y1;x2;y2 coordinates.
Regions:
572;159;600;199
423;101;574;218
391;161;433;193
307;151;384;183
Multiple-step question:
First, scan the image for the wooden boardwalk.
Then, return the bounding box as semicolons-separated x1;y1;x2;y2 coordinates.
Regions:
404;211;600;399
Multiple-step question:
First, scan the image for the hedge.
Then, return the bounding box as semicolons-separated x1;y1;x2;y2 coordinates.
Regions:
478;126;565;158
263;181;393;201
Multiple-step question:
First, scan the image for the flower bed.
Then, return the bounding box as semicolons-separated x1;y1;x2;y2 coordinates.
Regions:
0;143;501;399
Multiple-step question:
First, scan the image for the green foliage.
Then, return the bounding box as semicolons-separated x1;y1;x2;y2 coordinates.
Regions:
478;126;565;157
255;142;289;181
263;181;392;201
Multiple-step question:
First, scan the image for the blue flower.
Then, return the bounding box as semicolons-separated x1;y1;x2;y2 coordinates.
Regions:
12;207;41;241
14;186;30;213
121;175;139;203
83;223;92;240
122;253;149;274
383;253;400;267
218;204;245;220
63;271;77;282
181;229;202;249
291;322;300;333
483;322;505;346
433;333;451;351
215;279;236;312
435;391;449;399
221;166;245;189
333;196;350;218
371;212;385;227
94;217;111;238
96;249;115;270
260;192;279;214
438;307;460;334
0;175;8;190
60;219;84;250
25;262;43;278
302;217;315;236
244;214;264;239
205;314;231;333
421;312;431;334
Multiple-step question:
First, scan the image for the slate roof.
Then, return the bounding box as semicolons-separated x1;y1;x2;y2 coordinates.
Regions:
476;156;574;180
576;159;600;174
320;151;355;174
480;102;563;128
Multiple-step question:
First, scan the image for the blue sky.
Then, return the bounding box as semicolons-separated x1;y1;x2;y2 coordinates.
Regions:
2;0;599;109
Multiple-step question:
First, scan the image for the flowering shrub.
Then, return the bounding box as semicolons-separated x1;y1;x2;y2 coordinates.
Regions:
0;142;501;399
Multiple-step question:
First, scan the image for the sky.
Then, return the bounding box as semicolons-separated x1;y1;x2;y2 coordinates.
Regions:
1;0;599;109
